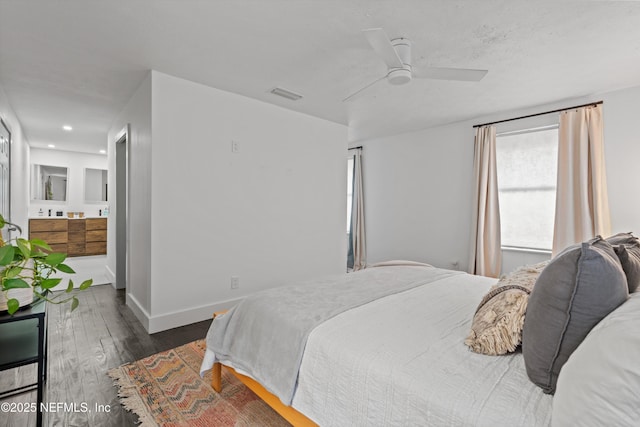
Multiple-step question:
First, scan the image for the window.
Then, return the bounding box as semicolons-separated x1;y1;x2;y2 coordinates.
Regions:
346;156;354;233
496;126;558;251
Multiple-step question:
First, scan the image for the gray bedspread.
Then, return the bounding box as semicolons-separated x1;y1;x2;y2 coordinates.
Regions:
205;265;463;405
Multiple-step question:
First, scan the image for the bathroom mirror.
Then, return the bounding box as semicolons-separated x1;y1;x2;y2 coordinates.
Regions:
31;164;68;201
84;168;108;202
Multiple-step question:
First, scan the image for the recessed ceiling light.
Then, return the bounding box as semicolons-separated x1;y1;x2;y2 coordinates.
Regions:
99;149;106;154
48;144;55;148
62;125;73;131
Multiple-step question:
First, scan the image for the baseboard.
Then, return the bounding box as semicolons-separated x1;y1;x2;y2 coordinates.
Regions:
147;297;244;334
105;265;116;286
126;292;151;332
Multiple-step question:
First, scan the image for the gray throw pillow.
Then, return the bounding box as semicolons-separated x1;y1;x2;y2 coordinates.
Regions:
614;243;640;293
606;232;638;246
522;237;628;394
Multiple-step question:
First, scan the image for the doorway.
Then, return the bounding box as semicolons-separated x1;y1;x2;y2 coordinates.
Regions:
115;125;129;289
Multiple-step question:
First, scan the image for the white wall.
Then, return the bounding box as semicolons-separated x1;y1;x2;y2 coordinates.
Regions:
360;121;474;271
600;85;640;235
147;71;347;332
107;72;153;330
29;148;107;218
358;84;640;275
109;71;347;333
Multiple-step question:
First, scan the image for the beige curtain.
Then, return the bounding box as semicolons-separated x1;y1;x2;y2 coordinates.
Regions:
552;104;611;256
468;125;502;277
351;149;366;271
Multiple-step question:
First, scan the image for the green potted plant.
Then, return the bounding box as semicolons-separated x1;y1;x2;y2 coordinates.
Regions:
0;214;91;315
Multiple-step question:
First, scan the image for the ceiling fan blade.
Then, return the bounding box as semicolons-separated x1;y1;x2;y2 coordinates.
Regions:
362;28;403;69
415;67;488;81
343;74;388;102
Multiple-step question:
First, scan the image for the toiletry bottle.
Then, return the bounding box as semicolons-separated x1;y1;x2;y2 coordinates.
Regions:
38;208;43;216
48;209;52;217
104;206;109;217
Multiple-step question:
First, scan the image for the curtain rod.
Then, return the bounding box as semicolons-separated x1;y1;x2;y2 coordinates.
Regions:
348;146;363;150
473;100;603;129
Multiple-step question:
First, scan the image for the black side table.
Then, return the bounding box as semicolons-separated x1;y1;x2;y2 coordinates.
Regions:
0;299;48;427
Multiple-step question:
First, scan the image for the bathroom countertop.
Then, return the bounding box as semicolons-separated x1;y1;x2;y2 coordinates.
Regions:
30;216;107;219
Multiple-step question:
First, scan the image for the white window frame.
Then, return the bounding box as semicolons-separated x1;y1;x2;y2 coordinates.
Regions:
496;124;558;253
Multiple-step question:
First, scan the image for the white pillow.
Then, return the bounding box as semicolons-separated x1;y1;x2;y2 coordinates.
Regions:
552;293;640;426
367;260;433;268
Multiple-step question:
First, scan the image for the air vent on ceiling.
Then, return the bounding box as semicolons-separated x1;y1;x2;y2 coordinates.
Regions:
269;87;303;101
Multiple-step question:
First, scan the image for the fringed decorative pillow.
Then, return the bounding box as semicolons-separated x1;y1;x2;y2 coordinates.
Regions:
465;261;549;355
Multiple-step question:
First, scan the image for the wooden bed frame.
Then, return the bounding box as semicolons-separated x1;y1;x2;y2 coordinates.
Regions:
211;362;317;426
209;312;317;427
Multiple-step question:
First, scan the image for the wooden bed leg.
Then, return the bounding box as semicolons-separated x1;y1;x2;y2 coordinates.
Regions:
210;310;227;393
211;362;222;392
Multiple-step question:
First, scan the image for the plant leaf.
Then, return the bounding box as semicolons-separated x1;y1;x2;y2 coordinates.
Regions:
56;263;75;274
45;252;67;266
3;278;30;289
0;215;5;229
66;280;74;293
0;245;14;265
16;239;31;259
71;296;79;312
30;239;52;251
30;251;47;259
40;278;62;290
4;265;23;278
7;298;19;315
79;279;93;290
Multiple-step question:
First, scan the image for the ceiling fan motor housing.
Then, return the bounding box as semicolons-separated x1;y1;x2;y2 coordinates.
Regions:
388;38;412;85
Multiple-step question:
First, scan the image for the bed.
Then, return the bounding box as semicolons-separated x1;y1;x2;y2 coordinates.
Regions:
201;262;556;426
201;254;640;426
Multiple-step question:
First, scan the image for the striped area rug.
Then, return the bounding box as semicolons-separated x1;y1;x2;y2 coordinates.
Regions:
108;340;290;426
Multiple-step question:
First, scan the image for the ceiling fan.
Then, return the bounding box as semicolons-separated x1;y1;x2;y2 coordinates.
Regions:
343;28;488;102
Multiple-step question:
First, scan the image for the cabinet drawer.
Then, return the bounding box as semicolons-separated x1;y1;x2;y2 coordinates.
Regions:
86;230;106;242
85;242;106;256
68;220;86;232
67;242;86;257
29;231;68;245
86;218;107;231
68;231;85;243
30;219;68;232
44;243;67;254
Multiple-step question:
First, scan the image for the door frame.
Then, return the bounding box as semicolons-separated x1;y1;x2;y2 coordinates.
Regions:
114;124;130;290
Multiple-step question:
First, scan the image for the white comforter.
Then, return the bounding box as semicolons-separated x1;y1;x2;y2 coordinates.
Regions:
291;271;553;426
204;264;460;405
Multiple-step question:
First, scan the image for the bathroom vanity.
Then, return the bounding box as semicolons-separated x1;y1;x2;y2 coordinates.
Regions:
29;218;107;256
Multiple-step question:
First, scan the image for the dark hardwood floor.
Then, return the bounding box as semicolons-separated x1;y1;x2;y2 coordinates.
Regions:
0;284;213;427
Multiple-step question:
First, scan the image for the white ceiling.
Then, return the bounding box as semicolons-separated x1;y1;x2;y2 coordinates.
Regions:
1;1;640;154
